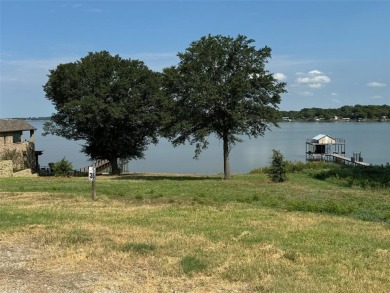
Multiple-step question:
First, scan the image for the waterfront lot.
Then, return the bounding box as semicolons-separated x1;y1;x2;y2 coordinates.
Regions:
0;172;389;292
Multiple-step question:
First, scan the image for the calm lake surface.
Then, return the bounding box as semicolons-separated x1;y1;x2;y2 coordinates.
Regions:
30;121;390;174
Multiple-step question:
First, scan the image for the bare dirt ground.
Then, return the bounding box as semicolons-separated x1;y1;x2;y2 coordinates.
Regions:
0;241;251;293
0;239;98;293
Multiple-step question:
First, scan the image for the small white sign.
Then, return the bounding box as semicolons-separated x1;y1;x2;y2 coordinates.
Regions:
88;166;96;181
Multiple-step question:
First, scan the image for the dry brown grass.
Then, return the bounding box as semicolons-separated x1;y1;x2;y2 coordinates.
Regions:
1;224;252;292
1;188;389;292
0;193;254;292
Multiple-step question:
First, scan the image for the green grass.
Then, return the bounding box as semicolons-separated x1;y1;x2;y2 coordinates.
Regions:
1;169;388;223
0;168;389;291
121;242;157;254
180;255;208;274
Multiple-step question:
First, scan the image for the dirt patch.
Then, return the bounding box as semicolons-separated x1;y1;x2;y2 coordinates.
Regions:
0;240;98;293
0;237;254;293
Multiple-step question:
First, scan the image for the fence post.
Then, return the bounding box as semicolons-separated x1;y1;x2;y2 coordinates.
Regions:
88;166;96;200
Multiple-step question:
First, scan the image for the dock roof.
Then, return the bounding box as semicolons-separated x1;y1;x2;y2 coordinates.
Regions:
0;119;36;133
312;134;334;140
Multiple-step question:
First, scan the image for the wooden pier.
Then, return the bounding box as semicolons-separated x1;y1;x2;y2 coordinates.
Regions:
79;159;129;174
306;134;372;167
79;160;110;174
324;153;371;167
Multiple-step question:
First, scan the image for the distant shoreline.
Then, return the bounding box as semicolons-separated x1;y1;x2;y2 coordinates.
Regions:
280;119;389;123
2;117;51;121
9;117;389;123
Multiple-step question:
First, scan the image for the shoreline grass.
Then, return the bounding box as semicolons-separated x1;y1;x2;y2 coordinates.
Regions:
1;170;389;224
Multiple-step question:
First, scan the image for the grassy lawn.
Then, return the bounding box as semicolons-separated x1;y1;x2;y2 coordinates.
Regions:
0;171;389;292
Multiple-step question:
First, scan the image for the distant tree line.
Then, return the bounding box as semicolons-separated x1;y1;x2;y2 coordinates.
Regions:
280;105;390;121
16;105;390;122
10;117;50;121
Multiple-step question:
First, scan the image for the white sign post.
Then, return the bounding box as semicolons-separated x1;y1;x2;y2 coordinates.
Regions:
88;166;96;200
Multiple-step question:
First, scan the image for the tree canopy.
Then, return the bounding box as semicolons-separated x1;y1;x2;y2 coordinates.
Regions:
280;105;390;121
162;34;286;179
43;51;162;174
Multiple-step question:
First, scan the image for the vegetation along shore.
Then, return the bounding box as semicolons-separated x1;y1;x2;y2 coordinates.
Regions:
10;104;390;123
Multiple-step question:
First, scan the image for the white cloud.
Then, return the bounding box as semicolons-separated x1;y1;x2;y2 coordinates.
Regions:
308;69;322;75
295;70;331;89
307;83;323;89
331;92;338;96
273;73;286;81
367;82;387;87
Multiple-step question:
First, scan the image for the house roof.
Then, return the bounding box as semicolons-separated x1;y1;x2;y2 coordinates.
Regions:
312;134;334;140
313;134;326;140
0;119;36;133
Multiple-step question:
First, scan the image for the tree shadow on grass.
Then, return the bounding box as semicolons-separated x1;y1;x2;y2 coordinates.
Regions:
112;173;222;181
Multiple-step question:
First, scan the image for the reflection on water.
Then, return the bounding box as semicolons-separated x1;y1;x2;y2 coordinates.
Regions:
30;121;390;174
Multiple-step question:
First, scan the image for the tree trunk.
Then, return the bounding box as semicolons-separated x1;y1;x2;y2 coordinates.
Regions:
109;158;121;175
223;135;231;180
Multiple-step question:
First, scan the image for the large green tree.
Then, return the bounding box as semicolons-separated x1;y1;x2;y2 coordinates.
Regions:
43;51;162;174
163;35;286;179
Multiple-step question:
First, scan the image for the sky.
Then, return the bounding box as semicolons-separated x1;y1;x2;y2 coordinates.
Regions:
1;0;389;118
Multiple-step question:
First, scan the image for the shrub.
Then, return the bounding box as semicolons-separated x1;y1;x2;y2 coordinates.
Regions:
285;161;306;173
51;157;73;176
312;164;390;190
267;149;287;182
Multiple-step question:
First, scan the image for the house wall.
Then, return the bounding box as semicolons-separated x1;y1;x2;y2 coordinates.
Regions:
0;132;36;171
3;132;15;145
318;136;335;144
0;160;13;177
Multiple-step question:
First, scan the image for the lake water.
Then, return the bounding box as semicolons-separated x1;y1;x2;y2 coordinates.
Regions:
30;120;390;174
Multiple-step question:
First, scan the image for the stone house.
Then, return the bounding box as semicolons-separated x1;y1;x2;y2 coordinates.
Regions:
0;119;41;172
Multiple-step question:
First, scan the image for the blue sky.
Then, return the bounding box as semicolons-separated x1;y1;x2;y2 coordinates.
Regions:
1;0;389;118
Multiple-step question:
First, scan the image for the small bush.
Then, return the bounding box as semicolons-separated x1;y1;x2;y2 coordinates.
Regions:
312;164;390;190
267;149;287;182
51;157;73;176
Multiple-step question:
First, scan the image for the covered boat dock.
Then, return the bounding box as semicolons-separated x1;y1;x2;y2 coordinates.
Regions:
306;134;371;166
